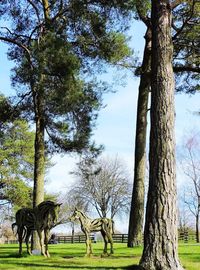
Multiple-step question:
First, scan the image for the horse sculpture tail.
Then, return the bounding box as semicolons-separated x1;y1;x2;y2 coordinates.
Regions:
12;221;27;240
12;222;17;235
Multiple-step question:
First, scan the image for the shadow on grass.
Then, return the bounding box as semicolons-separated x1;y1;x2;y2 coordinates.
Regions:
122;266;144;270
0;261;143;269
0;246;18;249
0;244;142;269
180;252;200;263
0;253;25;258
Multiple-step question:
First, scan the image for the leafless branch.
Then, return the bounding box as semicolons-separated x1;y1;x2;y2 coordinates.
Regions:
171;0;184;9
27;0;41;23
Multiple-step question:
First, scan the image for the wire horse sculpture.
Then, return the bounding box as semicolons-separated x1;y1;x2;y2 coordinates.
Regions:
70;208;114;256
12;200;61;257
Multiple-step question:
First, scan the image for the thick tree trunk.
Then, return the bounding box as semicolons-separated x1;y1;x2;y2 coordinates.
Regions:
127;27;151;247
140;1;184;269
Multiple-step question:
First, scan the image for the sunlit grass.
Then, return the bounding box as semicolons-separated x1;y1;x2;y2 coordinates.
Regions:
0;242;199;269
179;244;200;270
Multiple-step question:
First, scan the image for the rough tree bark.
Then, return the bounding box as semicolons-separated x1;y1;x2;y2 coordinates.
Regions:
127;27;151;247
31;84;45;251
140;1;184;269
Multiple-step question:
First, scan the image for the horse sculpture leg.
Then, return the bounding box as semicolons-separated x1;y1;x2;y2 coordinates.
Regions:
89;238;93;255
25;229;32;255
101;230;114;256
103;238;108;255
85;233;92;257
103;220;114;255
110;239;114;254
17;227;24;256
37;230;46;256
101;231;108;256
44;228;50;257
108;233;114;254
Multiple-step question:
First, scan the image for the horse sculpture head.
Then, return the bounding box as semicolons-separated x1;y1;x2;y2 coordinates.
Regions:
37;200;62;228
69;208;82;222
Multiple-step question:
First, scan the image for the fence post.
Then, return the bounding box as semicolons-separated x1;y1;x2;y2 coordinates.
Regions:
184;231;188;243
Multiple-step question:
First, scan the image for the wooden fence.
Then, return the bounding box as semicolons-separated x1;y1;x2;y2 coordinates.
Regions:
178;231;197;243
4;232;198;244
112;234;128;243
55;232;197;244
56;234;96;244
55;234;128;244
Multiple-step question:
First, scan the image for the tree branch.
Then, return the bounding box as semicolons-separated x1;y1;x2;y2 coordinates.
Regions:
173;0;196;41
27;0;41;23
173;65;200;73
171;0;184;9
136;3;150;28
0;37;30;56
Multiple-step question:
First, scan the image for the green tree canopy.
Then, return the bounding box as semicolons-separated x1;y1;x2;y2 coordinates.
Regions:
173;0;200;93
0;1;133;155
0;117;34;208
0;0;134;216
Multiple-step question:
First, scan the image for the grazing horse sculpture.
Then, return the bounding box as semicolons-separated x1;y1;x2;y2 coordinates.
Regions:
12;200;61;257
70;208;114;256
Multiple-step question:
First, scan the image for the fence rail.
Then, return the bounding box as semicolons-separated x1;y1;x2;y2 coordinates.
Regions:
112;234;128;243
56;234;96;244
56;234;129;244
178;231;197;243
4;232;198;244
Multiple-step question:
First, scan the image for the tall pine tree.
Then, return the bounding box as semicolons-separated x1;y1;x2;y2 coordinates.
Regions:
0;0;133;250
140;1;183;268
0;0;132;208
128;0;200;247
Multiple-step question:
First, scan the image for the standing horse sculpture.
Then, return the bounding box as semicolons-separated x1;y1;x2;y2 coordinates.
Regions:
70;209;114;256
12;200;61;257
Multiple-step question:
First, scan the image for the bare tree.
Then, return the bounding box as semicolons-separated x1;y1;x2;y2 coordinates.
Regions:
178;133;200;242
68;156;131;219
178;204;191;233
0;221;15;243
59;189;90;239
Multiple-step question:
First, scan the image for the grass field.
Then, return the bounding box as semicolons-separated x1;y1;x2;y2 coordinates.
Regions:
0;243;199;270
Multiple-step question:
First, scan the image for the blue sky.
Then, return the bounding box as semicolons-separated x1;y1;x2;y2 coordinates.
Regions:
1;20;199;231
46;21;200;193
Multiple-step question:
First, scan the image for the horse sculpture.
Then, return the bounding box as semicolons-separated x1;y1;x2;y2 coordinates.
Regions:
12;200;61;257
70;208;114;256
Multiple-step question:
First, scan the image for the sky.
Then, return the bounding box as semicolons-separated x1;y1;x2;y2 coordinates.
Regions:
0;20;200;232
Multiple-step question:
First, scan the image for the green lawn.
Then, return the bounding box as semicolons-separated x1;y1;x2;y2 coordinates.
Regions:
0;243;199;270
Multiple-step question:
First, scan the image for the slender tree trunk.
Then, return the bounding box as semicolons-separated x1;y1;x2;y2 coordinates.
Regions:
33;108;45;207
196;213;199;243
32;75;45;208
32;0;50;251
32;91;45;251
127;27;151;247
140;1;184;269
